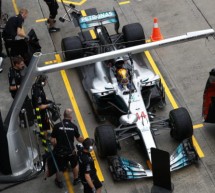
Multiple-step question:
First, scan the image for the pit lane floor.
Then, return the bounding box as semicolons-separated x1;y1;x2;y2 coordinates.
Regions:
1;0;215;193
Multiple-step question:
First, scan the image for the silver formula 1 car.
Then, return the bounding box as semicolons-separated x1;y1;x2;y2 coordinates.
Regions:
61;6;198;180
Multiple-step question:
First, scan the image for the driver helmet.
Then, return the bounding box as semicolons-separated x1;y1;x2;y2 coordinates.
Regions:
117;68;129;85
115;57;124;69
35;75;48;86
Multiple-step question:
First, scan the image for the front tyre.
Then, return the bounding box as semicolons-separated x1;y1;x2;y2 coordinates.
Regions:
169;107;193;141
95;125;117;158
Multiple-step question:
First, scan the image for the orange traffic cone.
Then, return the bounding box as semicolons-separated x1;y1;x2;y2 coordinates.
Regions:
150;18;164;42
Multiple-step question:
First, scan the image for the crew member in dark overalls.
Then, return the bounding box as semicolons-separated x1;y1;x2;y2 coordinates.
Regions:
3;8;28;62
31;75;52;136
50;108;84;188
44;0;60;33
8;56;26;98
78;138;103;193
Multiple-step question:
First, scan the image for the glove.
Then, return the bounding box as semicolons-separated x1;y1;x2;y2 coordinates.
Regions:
47;103;54;109
92;187;96;193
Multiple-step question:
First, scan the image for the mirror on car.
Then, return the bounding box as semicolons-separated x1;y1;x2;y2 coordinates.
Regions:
105;83;114;89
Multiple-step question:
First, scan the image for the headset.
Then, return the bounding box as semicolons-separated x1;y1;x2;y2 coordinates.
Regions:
83;138;95;152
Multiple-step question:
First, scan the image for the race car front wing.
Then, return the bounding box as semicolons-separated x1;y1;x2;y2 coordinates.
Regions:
108;138;198;181
170;138;199;171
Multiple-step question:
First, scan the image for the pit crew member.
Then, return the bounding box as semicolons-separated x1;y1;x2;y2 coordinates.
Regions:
78;138;103;193
50;108;84;188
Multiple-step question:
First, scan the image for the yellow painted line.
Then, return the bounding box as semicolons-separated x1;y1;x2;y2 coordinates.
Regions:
119;1;130;5
193;124;204;129
81;10;87;16
58;0;87;6
12;0;26;35
44;60;57;65
76;9;103;180
145;48;204;158
89;29;96;39
60;69;89;137
12;0;19;14
45;61;52;65
36;18;47;23
145;51;179;109
63;171;74;193
192;136;204;158
55;54;104;182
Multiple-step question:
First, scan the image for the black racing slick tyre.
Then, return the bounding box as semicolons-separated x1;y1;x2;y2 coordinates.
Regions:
61;36;84;61
169;107;193;141
122;23;146;47
95;125;117;158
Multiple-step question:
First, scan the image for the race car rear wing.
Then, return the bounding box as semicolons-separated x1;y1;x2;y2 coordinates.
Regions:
79;10;119;30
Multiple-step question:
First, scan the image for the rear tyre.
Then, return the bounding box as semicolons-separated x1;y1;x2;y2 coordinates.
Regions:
169;107;193;141
61;36;84;61
95;125;117;158
122;23;146;47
